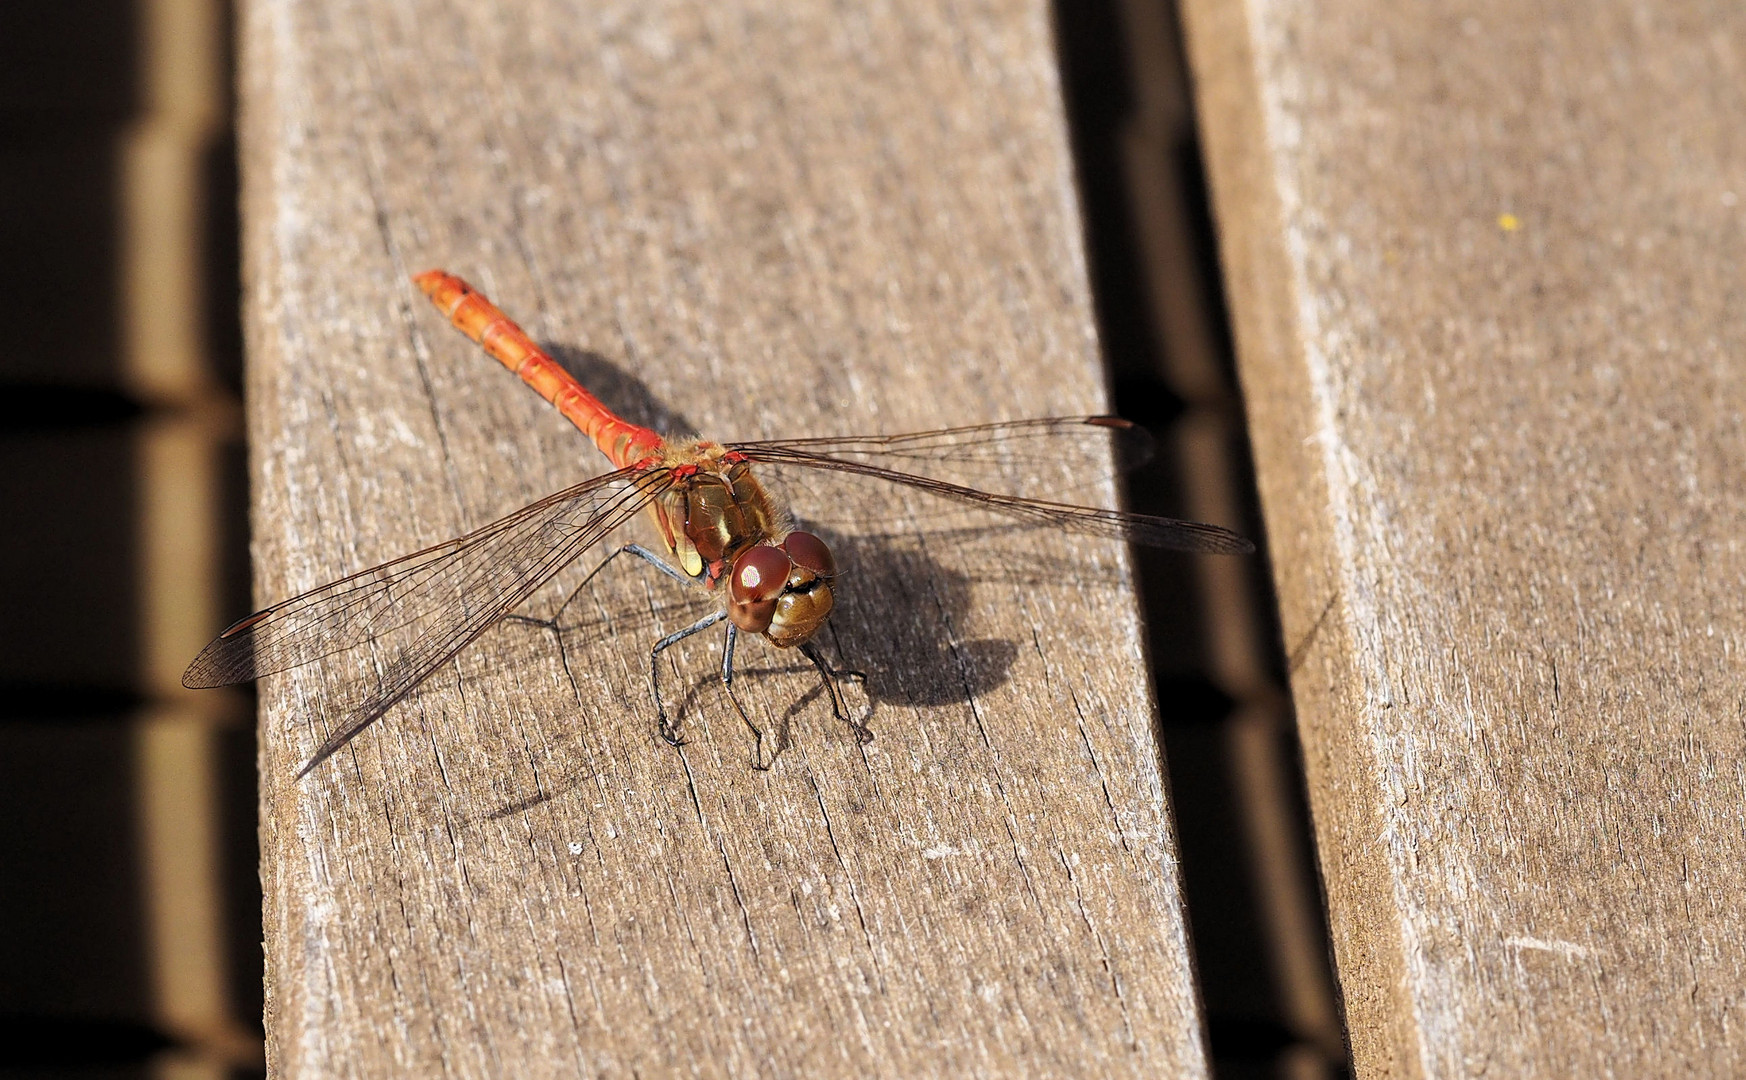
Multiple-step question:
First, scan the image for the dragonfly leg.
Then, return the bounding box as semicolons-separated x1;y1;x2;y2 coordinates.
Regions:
650;609;727;747
504;543;696;632
801;641;873;745
720;623;774;771
610;543;696;588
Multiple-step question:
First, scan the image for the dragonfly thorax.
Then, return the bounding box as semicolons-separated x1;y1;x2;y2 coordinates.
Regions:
650;449;780;579
647;445;838;648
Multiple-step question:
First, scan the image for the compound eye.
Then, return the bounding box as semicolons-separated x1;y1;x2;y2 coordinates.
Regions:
781;531;836;580
730;544;792;606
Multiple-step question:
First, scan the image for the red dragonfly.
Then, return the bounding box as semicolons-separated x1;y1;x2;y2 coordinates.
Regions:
184;271;1253;776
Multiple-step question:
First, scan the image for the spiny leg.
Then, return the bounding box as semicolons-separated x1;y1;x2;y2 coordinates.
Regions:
801;641;872;745
503;543;697;633
720;623;773;771
650;609;727;747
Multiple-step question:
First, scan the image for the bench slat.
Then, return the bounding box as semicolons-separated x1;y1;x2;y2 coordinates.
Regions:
244;1;1213;1073
1183;0;1746;1074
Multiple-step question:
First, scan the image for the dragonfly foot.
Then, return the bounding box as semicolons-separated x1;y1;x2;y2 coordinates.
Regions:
725;680;775;770
657;716;688;748
802;643;874;746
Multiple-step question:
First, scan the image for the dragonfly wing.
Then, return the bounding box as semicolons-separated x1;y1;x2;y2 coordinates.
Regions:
733;420;1253;555
737;416;1152;470
182;465;669;775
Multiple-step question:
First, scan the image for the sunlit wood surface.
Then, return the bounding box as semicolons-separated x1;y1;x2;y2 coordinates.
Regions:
1182;0;1746;1075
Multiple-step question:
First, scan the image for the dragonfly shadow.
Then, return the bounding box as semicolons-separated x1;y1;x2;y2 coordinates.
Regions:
808;526;1021;709
543;343;699;437
808;520;1144;714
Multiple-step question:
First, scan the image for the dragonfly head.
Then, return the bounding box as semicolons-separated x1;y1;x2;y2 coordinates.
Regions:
726;531;836;647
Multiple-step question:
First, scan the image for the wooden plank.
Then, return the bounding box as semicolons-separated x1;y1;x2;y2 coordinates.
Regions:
241;0;1214;1074
1181;0;1746;1075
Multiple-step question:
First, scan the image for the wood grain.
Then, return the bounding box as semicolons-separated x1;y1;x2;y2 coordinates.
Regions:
1181;0;1746;1075
241;1;1212;1074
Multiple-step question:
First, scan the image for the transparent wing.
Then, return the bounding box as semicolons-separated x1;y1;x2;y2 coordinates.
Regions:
732;416;1253;555
739;415;1154;474
183;465;670;775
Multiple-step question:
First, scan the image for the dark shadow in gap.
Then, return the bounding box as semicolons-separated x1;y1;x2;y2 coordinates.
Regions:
1053;0;1349;1075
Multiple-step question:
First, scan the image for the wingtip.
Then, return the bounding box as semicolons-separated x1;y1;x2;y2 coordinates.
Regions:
295;738;341;779
180;647;222;690
1211;530;1257;556
295;738;349;780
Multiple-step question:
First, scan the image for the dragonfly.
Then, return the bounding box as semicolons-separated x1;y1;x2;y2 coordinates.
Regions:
184;270;1254;776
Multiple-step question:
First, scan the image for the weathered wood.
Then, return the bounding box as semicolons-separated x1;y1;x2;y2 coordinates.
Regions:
1181;0;1746;1075
242;1;1213;1074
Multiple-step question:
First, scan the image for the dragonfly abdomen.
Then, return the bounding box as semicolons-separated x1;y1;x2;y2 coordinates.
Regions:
413;269;661;469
